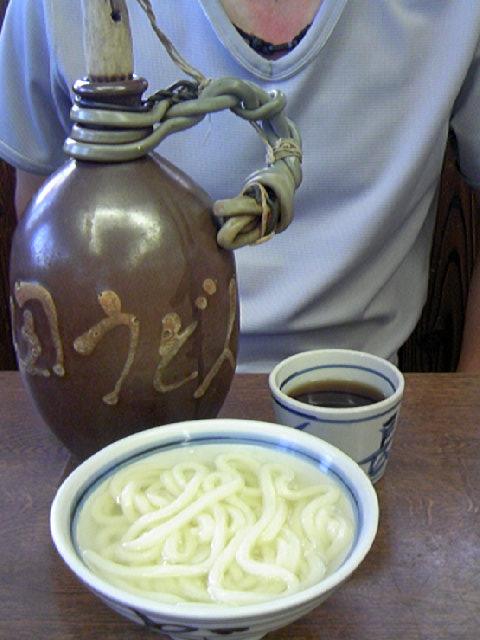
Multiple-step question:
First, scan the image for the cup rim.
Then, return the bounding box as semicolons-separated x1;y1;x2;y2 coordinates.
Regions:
50;418;379;621
268;348;404;417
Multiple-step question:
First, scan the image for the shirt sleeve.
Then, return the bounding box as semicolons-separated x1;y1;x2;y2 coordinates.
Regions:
450;36;480;189
0;0;72;175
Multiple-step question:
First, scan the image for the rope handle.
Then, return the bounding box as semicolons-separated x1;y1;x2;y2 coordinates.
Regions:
66;0;303;249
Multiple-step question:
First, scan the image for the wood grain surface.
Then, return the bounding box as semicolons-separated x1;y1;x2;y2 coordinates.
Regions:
0;0;8;24
0;371;479;640
398;136;480;371
81;0;133;81
0;160;16;370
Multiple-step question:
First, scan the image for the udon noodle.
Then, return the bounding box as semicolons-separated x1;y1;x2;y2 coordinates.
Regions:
76;445;355;605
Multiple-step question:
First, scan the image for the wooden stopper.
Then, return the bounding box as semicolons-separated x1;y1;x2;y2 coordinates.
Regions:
81;0;133;81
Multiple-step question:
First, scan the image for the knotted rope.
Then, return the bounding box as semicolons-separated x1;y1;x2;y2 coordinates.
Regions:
65;0;302;249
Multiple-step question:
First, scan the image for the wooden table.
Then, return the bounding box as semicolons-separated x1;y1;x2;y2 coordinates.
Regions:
1;372;479;640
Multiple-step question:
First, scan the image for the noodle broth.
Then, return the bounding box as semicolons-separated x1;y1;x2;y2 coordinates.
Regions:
74;442;357;607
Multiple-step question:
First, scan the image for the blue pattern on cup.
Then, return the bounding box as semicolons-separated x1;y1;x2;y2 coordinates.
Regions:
358;413;398;481
294;422;311;431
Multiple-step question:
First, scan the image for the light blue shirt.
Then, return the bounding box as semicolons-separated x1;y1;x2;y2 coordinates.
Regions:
1;0;480;371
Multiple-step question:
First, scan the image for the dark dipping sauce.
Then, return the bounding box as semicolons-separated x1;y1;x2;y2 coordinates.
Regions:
288;379;386;409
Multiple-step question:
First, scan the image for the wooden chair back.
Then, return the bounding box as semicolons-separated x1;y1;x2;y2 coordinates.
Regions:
0;160;15;369
398;136;480;371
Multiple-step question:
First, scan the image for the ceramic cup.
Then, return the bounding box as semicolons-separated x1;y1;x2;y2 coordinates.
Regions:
269;349;404;483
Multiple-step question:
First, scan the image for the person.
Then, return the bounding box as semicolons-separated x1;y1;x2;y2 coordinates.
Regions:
1;0;480;373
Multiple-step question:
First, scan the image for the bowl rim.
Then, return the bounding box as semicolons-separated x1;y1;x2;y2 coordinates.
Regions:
50;418;379;621
268;348;405;417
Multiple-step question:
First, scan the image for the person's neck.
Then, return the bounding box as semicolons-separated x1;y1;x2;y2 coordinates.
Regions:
220;0;323;45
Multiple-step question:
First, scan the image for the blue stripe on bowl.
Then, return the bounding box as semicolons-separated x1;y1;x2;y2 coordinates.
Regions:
279;364;397;394
273;394;402;424
70;433;363;570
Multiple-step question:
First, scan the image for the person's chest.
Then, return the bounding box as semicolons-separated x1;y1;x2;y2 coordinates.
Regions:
51;0;480;203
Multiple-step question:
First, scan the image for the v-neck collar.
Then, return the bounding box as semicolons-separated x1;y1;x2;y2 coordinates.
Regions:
198;0;349;81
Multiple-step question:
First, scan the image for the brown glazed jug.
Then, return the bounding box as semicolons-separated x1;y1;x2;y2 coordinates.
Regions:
10;150;238;459
9;4;238;459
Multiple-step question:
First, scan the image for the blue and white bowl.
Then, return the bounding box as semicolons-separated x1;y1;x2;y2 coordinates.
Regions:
50;419;379;640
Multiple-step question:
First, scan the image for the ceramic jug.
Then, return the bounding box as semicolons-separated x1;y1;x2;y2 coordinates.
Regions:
9;1;238;459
